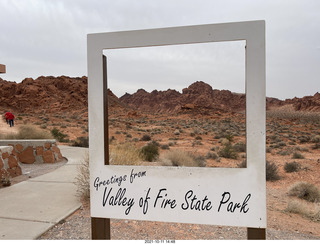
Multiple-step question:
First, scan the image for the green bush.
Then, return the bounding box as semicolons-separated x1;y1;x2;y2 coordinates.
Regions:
140;143;159;162
218;142;238;159
284;161;300;173
51;128;69;142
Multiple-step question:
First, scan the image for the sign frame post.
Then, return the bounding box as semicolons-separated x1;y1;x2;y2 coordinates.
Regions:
87;20;266;240
0;64;5;74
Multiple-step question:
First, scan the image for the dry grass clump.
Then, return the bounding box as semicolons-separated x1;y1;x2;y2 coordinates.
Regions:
267;107;320;123
0;124;53;139
285;200;320;222
75;152;90;200
160;149;206;167
288;181;320;203
109;143;143;165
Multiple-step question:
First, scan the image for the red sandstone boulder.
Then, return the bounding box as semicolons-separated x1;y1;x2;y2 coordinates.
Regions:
19;146;35;164
8;155;18;168
43;150;55;164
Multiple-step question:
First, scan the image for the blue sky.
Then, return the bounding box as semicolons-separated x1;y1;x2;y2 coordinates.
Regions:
1;0;319;99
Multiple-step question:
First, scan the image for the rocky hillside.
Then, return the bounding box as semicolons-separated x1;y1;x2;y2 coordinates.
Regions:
121;81;268;114
0;76;126;114
0;77;319;115
0;76;88;113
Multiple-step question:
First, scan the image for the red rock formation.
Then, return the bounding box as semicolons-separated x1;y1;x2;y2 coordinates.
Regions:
120;81;247;114
0;76;318;116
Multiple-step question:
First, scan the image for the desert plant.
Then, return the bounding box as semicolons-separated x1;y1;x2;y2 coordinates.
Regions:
266;161;280;181
1;171;11;187
160;149;206;167
75;153;90;200
237;160;247;168
206;151;218;160
109;143;142;165
141;134;151;141
72;136;89;148
51;128;69;142
140;142;159;162
288;181;320;202
218;142;238;159
0;124;53;139
292;152;304;159
284;161;301;173
161;144;170;150
233;141;246;153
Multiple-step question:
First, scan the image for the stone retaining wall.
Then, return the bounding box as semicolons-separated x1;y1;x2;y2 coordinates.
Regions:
0;140;64;166
0;146;21;178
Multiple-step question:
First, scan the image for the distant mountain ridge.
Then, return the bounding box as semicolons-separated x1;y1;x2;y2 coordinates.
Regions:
0;77;319;114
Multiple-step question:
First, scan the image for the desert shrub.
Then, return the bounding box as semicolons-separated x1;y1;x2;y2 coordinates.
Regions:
298;135;310;143
288;182;320;202
237;160;247;168
233;141;246;153
161;144;170;150
284;161;300;173
160;149;206;167
72;136;89;148
110;143;142;165
218;142;238;159
311;135;320;143
141;134;151;141
312;143;320;150
266;161;280;181
206;151;218;160
140;142;159;162
292;152;304;159
51;128;69;142
75;153;90;200
1;124;53;139
195;136;202;140
285;200;310;219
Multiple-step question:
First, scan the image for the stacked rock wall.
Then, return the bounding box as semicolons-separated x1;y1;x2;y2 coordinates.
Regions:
0;146;21;178
0;140;64;165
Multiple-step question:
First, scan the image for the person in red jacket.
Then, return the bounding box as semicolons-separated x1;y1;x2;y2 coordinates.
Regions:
7;112;15;127
4;111;10;124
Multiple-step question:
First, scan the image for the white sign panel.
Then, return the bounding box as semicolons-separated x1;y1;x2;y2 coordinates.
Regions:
88;21;266;228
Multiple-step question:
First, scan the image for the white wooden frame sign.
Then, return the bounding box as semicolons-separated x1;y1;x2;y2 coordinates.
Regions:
88;21;266;228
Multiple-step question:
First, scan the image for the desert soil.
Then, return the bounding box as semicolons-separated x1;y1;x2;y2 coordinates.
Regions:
2;111;320;240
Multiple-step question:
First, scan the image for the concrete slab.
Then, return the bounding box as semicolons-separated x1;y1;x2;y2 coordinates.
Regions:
58;146;88;165
0;146;86;240
0;181;81;223
29;164;79;183
0;218;52;240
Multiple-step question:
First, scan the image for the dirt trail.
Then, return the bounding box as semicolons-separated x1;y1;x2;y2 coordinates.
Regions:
0;116;19;136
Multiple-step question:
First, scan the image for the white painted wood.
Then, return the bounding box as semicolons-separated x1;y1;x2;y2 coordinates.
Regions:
88;21;266;228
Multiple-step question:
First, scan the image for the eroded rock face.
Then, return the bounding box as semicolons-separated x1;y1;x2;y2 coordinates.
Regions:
119;81;247;113
0;76;88;113
0;76;319;120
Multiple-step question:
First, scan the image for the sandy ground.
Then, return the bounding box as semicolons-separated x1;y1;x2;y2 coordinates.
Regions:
2;114;320;240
